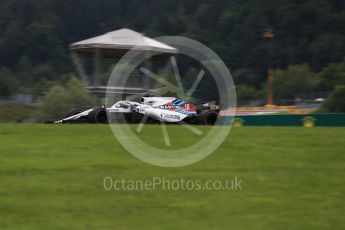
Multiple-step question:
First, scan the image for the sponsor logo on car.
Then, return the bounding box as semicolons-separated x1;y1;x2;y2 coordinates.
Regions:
159;105;181;109
109;108;120;112
160;113;181;120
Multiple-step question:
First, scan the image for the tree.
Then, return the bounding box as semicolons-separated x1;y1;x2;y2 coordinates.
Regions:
236;85;258;102
16;56;33;86
232;68;257;87
35;76;92;121
1;0;345;102
65;76;93;109
31;64;57;81
273;64;318;100
322;85;345;112
35;85;70;121
317;58;345;91
0;68;18;97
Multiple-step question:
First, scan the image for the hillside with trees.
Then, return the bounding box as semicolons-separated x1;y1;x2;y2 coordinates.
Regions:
0;0;344;108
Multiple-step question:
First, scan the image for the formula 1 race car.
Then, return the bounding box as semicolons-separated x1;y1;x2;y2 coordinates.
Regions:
55;97;219;125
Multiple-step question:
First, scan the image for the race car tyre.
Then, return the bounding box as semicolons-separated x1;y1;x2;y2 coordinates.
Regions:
198;110;218;125
88;108;108;124
64;108;82;118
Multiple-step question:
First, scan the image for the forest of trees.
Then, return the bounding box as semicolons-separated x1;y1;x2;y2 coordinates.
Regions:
0;0;345;106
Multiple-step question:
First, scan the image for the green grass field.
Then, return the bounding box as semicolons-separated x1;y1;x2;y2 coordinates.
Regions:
0;124;344;229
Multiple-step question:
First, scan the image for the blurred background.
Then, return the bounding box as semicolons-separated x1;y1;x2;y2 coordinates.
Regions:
0;0;345;122
1;1;345;229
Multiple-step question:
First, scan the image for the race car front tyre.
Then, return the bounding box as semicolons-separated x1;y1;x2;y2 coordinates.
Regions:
88;108;108;124
198;110;218;125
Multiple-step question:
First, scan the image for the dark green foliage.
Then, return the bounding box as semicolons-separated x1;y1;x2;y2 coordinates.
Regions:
0;68;18;97
317;58;345;91
273;64;318;100
236;85;258;101
0;0;344;100
232;68;257;87
35;76;92;121
322;85;345;112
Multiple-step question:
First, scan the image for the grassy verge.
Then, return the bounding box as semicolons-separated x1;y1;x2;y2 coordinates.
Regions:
0;125;344;229
0;104;36;123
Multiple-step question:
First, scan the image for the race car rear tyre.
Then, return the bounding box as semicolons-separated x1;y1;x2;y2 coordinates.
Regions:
64;108;82;118
88;108;108;124
198;110;218;125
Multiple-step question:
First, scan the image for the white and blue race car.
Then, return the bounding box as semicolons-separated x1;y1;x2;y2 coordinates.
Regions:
55;97;219;125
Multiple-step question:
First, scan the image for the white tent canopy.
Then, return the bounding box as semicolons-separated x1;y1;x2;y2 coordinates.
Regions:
70;28;177;57
70;28;177;92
